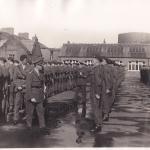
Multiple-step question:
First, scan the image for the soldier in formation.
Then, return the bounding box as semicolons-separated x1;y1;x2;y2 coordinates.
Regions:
89;57;125;133
0;51;124;136
140;66;150;84
13;55;32;125
73;57;125;134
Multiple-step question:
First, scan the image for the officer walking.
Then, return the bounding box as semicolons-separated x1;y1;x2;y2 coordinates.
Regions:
25;36;48;134
25;58;47;130
75;62;88;118
90;57;105;133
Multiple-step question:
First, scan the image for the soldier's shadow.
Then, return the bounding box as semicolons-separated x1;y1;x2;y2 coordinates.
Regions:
94;133;113;147
74;113;95;144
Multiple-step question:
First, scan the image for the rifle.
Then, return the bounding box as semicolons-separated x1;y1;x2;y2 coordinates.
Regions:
2;82;10;121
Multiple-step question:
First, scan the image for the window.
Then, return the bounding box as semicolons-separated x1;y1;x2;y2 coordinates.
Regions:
128;61;131;70
142;48;145;52
132;63;136;70
128;61;145;71
136;61;138;70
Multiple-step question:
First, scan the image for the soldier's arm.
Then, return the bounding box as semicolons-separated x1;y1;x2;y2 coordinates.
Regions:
13;66;25;81
25;72;33;101
94;67;101;86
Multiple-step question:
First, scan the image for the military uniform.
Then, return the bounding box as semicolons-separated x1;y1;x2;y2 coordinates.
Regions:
25;36;48;134
8;63;15;112
102;65;113;119
90;65;105;131
1;63;10;119
75;64;88;118
13;64;31;122
25;69;45;128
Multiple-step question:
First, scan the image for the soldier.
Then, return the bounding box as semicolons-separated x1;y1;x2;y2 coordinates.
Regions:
13;55;31;125
26;60;45;132
25;56;49;134
0;57;7;121
25;35;49;134
75;62;87;118
90;57;105;133
1;58;10;121
7;57;15;113
102;61;113;121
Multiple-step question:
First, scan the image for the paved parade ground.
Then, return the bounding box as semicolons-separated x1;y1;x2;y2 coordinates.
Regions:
0;72;150;147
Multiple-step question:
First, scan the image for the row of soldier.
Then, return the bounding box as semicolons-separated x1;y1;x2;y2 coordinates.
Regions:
0;56;86;121
0;54;125;134
44;61;82;97
42;56;125;133
74;57;125;133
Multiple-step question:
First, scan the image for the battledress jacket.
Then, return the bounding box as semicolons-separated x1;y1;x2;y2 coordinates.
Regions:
25;69;45;103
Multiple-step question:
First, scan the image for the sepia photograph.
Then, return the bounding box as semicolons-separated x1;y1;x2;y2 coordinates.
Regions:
0;0;150;148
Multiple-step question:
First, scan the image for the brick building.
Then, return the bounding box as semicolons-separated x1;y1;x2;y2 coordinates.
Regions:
0;27;14;35
0;28;53;62
0;32;30;60
60;32;150;71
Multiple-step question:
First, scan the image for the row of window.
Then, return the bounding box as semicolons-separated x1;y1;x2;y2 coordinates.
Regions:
129;47;145;53
128;61;145;71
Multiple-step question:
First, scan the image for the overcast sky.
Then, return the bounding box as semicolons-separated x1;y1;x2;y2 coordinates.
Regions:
0;0;150;47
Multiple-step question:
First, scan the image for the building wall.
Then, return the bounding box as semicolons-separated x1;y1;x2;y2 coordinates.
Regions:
110;57;148;71
0;42;28;60
118;32;150;44
61;56;148;71
53;50;60;60
49;49;61;61
41;48;50;61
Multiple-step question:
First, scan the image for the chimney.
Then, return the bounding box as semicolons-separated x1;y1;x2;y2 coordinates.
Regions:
18;32;29;39
1;27;14;35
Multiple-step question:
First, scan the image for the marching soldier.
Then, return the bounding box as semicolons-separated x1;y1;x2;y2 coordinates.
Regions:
102;62;113;121
75;62;88;118
90;57;105;133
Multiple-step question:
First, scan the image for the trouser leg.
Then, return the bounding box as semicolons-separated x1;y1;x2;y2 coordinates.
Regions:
81;86;86;118
9;84;14;110
36;102;46;128
0;90;4;120
103;95;110;114
93;98;103;125
26;101;34;127
13;91;22;121
90;88;103;126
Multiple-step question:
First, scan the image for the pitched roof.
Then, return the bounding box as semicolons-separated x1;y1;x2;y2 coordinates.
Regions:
0;32;30;54
0;39;7;47
60;43;149;58
20;39;48;53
